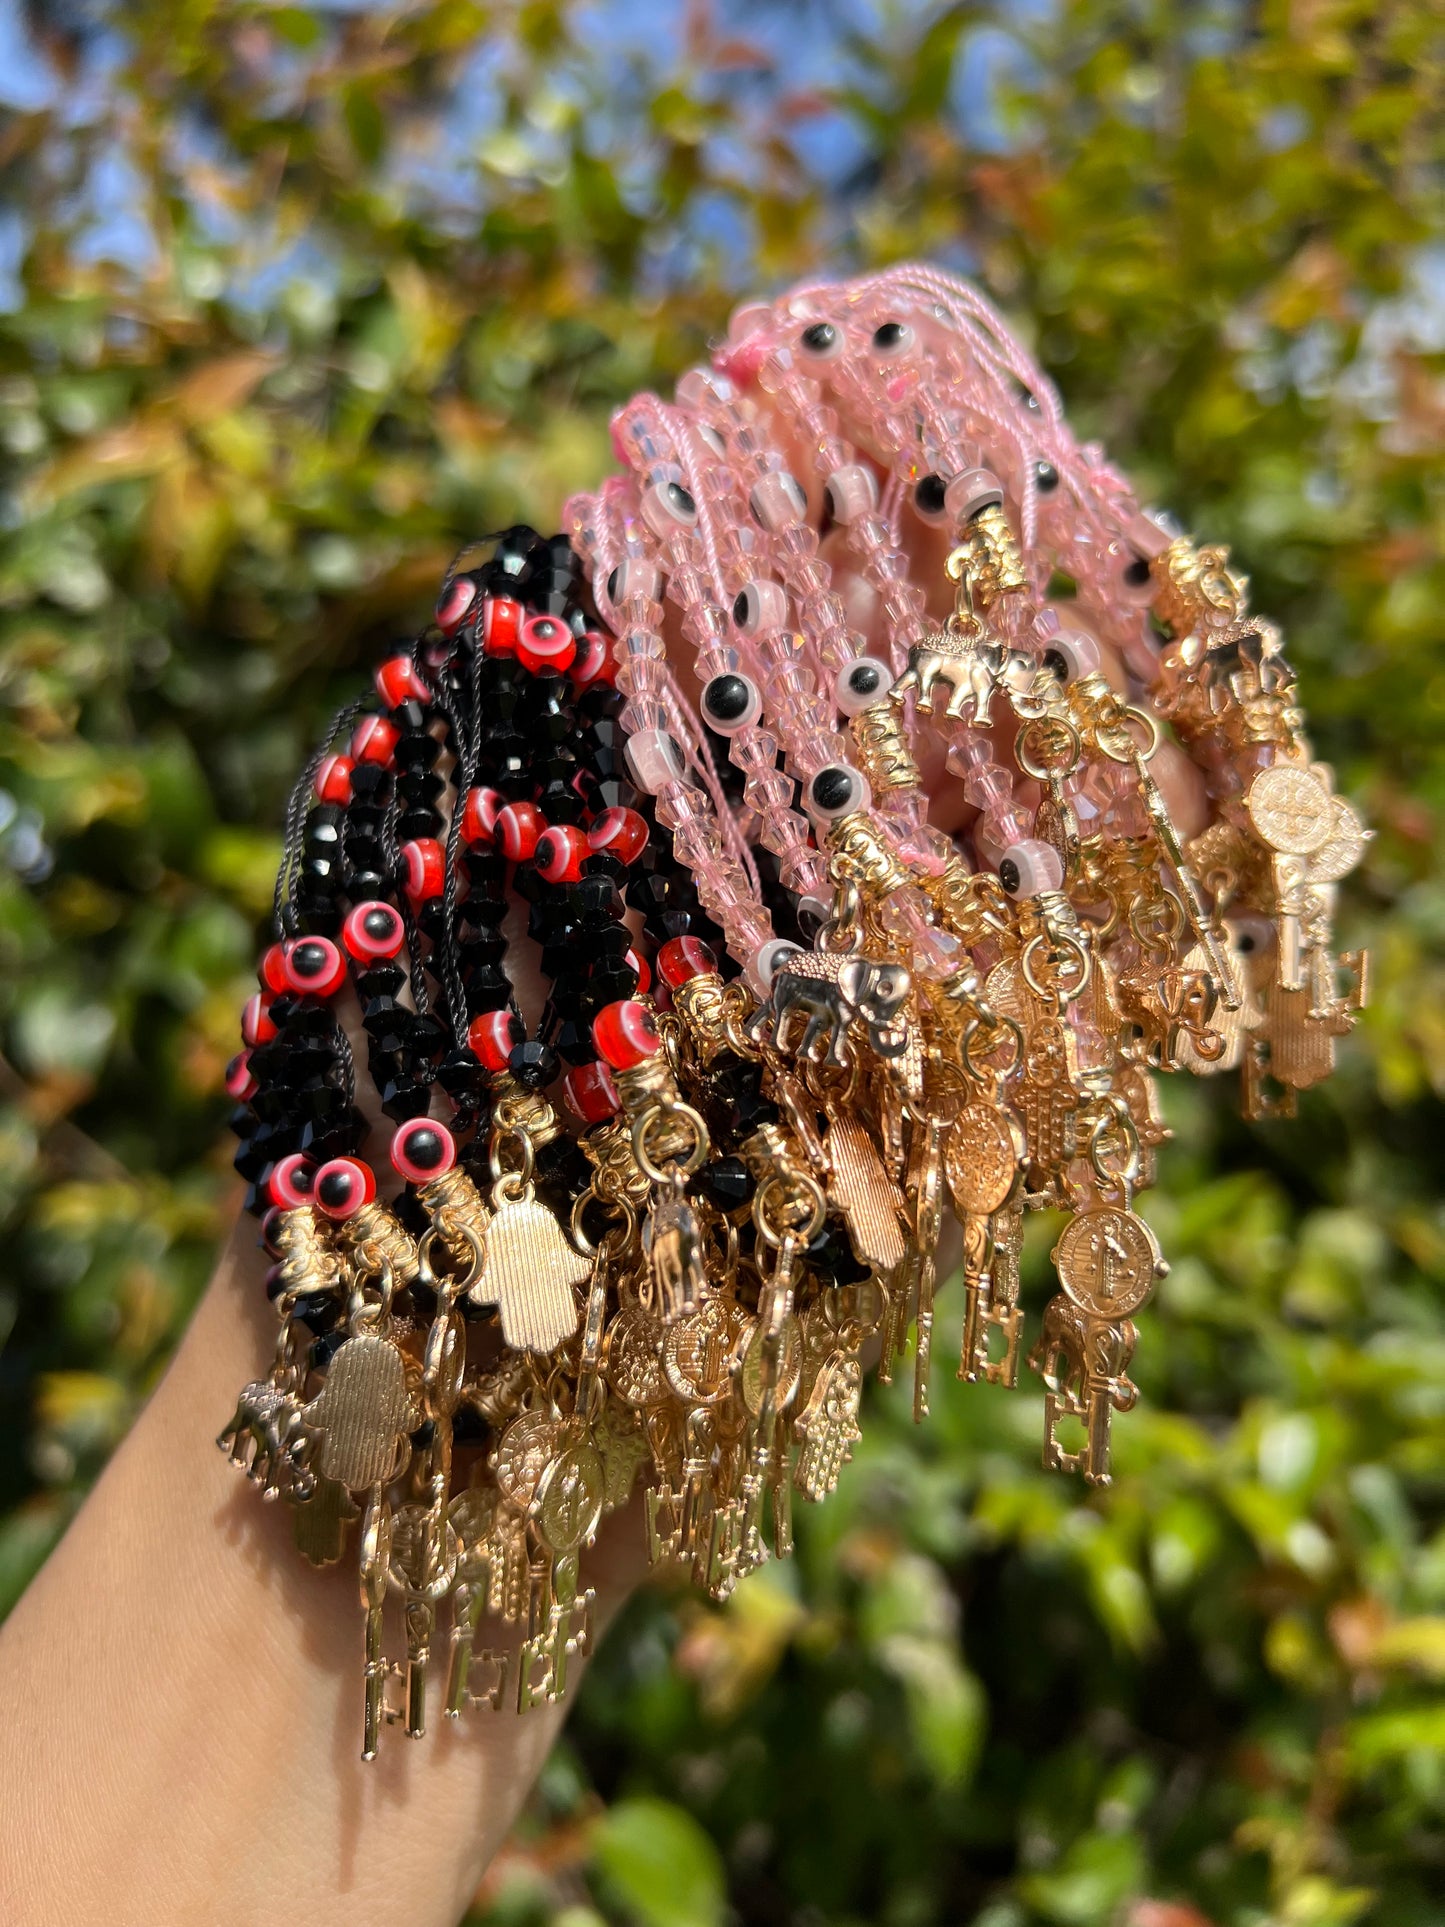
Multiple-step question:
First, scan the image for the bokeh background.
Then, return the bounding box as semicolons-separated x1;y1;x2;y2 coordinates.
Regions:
1;2;1443;1922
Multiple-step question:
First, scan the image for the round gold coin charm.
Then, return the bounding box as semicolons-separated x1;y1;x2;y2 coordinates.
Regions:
946;1101;1025;1216
1307;794;1368;883
1053;1206;1164;1318
605;1304;665;1409
662;1296;735;1406
492;1409;561;1510
1245;765;1333;856
534;1442;606;1552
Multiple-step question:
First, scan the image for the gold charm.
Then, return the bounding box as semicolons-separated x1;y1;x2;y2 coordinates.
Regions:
826;1114;907;1271
478;1181;587;1353
292;1474;359;1567
1053;1206;1166;1320
304;1333;410;1490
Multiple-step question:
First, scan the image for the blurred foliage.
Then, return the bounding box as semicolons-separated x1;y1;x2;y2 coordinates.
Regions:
1;1;1443;1922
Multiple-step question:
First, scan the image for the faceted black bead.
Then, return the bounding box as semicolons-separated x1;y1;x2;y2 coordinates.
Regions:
550;1016;596;1066
292;1291;341;1336
571;874;622;920
464;852;507;893
591;776;641;813
590;961;638;1004
299;851;341;891
344;834;386;874
808;1218;870;1286
396;768;444;804
457;931;507;969
307;801;345;836
390;700;430;736
396;807;442;842
581;850;625;883
344;868;388;901
379;1076;432;1121
695;1156;753;1214
355;960;405;998
408;1013;449;1061
305;815;343;856
507;1039;558;1090
538;780;584;825
511;863;545;905
348;761;392;801
535;1130;588;1197
436;1048;484;1099
465;968;513;1013
415;903;448;946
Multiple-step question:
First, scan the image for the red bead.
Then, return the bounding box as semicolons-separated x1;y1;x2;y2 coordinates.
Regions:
401;837;445;901
587;806;648;866
534;823;588;885
351;714;399;766
436;576;477;634
224;1050;257;1101
516;613;577;676
390;1118;456;1185
562;1060;620;1125
572;629;615;687
269;1153;316;1212
468;1009;524;1073
592;998;661;1071
496;802;544;863
283;935;346;998
657;936;718;988
342;900;406;962
259;942;290;994
460;786;503;845
626;945;651;994
481;596;523;658
314;753;354;806
241;993;276;1047
313;1156;375;1221
375;654;431;709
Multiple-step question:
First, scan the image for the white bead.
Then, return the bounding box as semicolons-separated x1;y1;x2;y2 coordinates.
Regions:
700;672;761;736
1042;628;1102;683
798;320;844;359
806;762;871;823
733;579;789;635
834;656;891;715
997;838;1064;898
745;938;803;997
640;478;697;537
945;467;1005;523
607;557;662;605
624;728;687;794
749;470;808;532
824;463;879;524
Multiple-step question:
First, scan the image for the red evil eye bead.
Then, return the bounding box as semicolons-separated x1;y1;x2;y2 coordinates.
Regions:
314;753;354;806
534;823;588;884
401;837;445;901
481;596;523;658
389;1117;456;1185
496;801;544;863
351;714;399;766
259;942;290;994
241;993;276;1047
435;575;477;634
460;786;503;845
562;1060;620;1125
626;945;651;994
587;806;648;865
313;1156;375;1221
468;1009;525;1073
224;1050;257;1101
342;899;406;962
516;613;577;676
572;629;614;687
269;1153;317;1212
592;998;661;1071
375;653;430;709
283;935;346;998
657;935;718;988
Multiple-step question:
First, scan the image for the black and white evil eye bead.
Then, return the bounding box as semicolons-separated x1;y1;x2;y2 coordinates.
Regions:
806;762;871;822
871;319;914;353
640;476;698;538
824;463;878;524
799;320;844;359
749;470;808;533
996;838;1065;899
913;473;950;523
835;655;891;715
389;1117;457;1185
342;899;405;963
701;672;762;735
1041;628;1102;684
1118;547;1154;600
1034;459;1060;493
732;578;788;635
743;937;804;998
605;557;662;607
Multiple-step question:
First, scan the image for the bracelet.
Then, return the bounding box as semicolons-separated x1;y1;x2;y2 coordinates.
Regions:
218;262;1367;1756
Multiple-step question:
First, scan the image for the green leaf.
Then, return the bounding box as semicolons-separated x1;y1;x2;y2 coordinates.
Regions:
590;1798;725;1927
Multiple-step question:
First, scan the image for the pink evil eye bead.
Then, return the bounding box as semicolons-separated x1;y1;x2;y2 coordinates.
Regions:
468;1009;524;1073
282;935;346;998
1113;541;1157;604
572;629;615;687
389;1118;456;1185
639;477;698;538
997;838;1065;899
749;469;809;532
1042;628;1102;684
224;1050;257;1101
732;578;788;636
482;596;523;657
562;1060;620;1126
657;935;718;987
375;653;430;709
835;656;891;716
945;468;1006;524
313;1156;376;1221
824;463;879;524
435;575;477;634
496;801;545;863
605;558;662;606
588;806;649;865
535;823;588;884
259;942;290;993
351;714;399;766
700;672;761;736
516;613;577;676
269;1153;317;1212
241;992;276;1047
592;998;662;1072
342;900;405;962
460;786;504;845
744;938;803;999
401;836;445;901
798;319;845;359
624;728;686;795
314;753;354;806
806;762;871;822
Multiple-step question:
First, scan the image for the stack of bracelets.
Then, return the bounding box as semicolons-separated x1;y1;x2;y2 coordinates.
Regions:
219;264;1368;1755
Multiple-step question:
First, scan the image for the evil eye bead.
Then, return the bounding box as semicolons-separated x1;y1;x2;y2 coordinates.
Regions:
259;942;290;994
700;672;761;736
913;473;949;522
640;477;698;538
799;320;844;359
835;656;891;716
435;575;477;634
806;762;871;822
241;993;276;1047
313;1156;375;1221
743;938;803;999
749;470;808;532
496;801;545;863
1034;459;1060;493
1115;543;1156;603
313;753;354;806
732;579;788;636
572;629;614;686
626;945;651;995
482;596;524;657
562;1060;620;1125
389;1117;456;1185
945;467;1006;524
401;837;445;901
1042;628;1102;684
351;714;399;766
375;654;430;709
535;823;588;884
657;935;718;987
283;936;346;998
624;728;686;795
269;1153;317;1212
996;838;1065;899
342;900;405;962
871;319;913;353
605;558;662;606
588;806;650;866
224;1051;257;1101
516;613;577;676
468;1009;525;1073
824;463;878;524
592;998;662;1071
460;786;503;845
